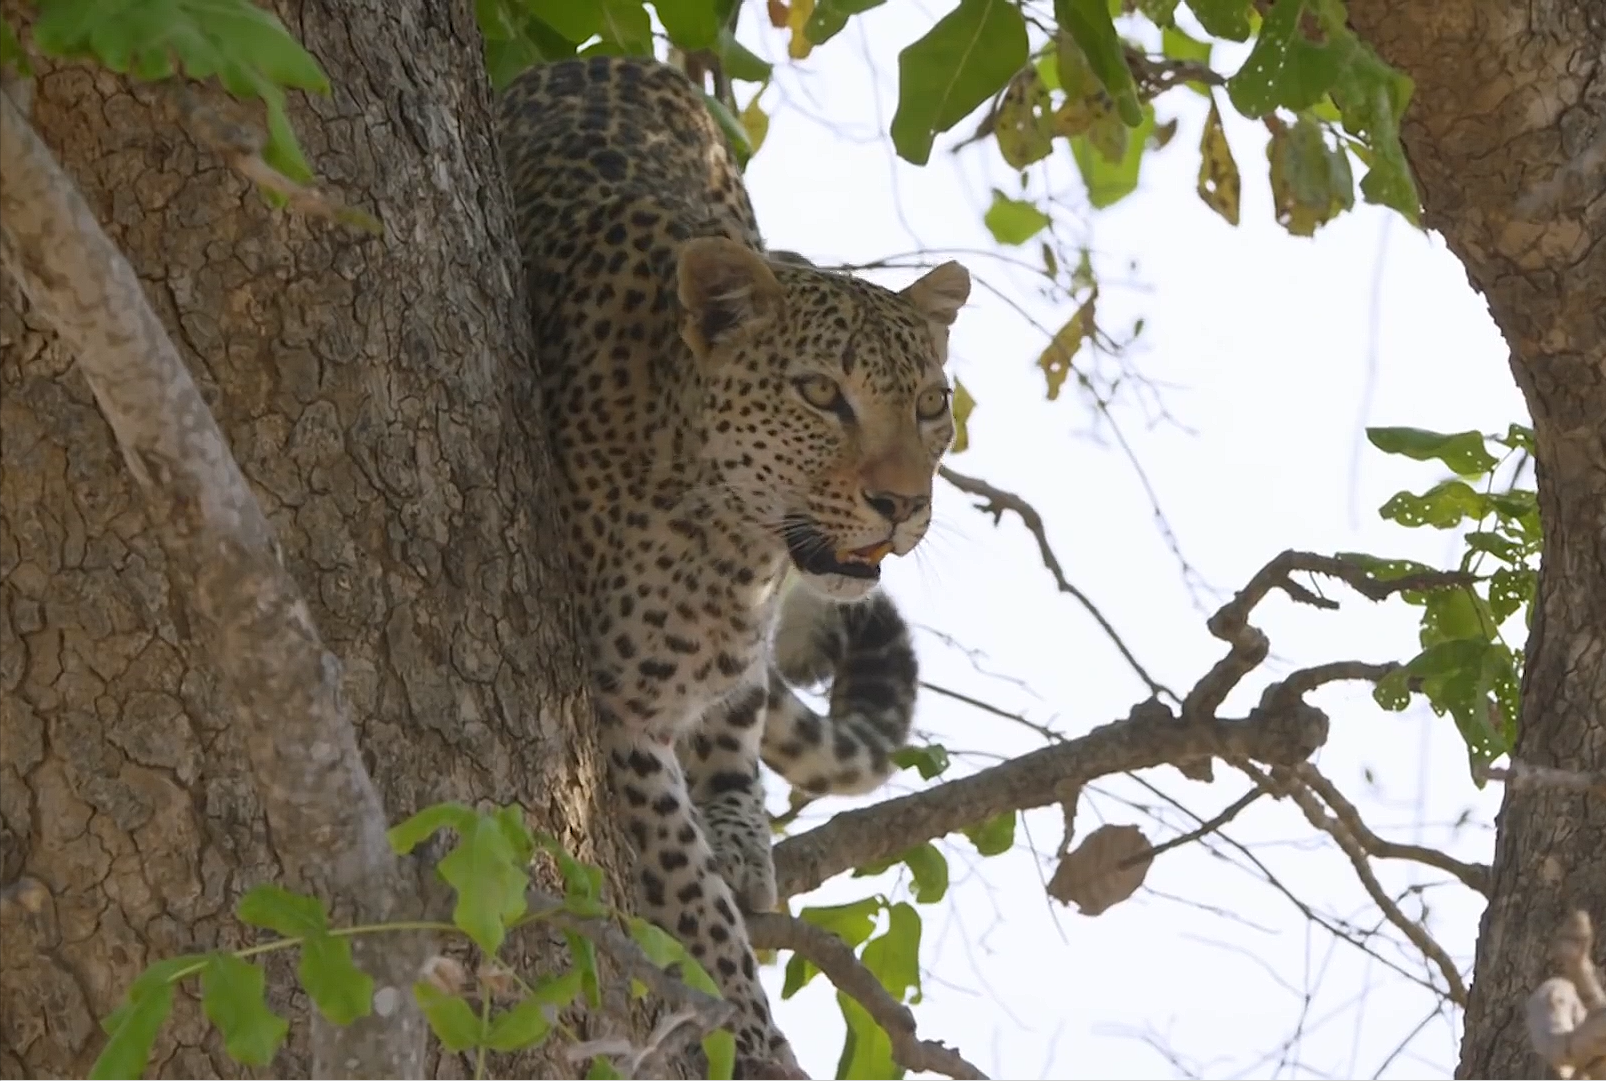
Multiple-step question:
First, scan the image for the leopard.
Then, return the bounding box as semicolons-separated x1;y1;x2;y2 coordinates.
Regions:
496;55;970;1075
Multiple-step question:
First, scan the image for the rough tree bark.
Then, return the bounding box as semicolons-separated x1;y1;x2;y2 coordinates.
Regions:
1346;2;1606;1077
0;2;650;1076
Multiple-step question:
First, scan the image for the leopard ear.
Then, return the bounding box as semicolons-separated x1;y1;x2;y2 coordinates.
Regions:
900;261;971;326
677;237;785;354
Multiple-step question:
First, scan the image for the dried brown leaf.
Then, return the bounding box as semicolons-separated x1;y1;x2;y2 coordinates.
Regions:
1046;824;1152;915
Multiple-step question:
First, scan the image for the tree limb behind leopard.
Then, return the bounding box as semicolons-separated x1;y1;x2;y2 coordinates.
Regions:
497;56;969;1078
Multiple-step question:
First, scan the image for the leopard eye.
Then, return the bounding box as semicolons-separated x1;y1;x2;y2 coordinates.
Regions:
795;374;847;414
915;386;951;421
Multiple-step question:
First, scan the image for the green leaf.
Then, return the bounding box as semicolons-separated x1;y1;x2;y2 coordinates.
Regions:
805;0;886;45
1335;552;1439;583
388;802;478;854
1184;0;1251;41
565;929;603;1007
1419;588;1490;648
485;996;553;1052
983;191;1051;245
1226;0;1341;117
861;902;922;1002
236;883;327;938
534;833;607;917
438;814;530;956
1379;480;1491;531
717;28;773;82
586;1054;625;1079
1072;104;1155;208
625;917;722;998
654;0;719;50
890;0;1028;166
1;19;30;74
522;0;603;42
101;952;210;1039
962;810;1016;856
1366;427;1500;477
837;989;902;1080
201;954;288;1066
781;951;815;999
414;982;484;1052
703;1028;737;1081
949;384;975;455
299;933;373;1025
892;743;951;780
900;844;949;904
703;93;754;170
1161;26;1211;64
1496;423;1535;453
1329;42;1420;223
600;0;653;52
494;804;537;865
1372;667;1411;711
801;896;883;947
90;979;175;1081
1054;0;1141;126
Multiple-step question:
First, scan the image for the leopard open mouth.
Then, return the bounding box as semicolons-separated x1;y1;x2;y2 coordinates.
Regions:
782;517;889;581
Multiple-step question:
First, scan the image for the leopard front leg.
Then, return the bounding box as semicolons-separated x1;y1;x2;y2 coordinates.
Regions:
602;715;800;1077
680;684;778;915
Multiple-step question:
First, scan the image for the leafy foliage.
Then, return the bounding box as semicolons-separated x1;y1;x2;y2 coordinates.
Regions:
1347;425;1539;776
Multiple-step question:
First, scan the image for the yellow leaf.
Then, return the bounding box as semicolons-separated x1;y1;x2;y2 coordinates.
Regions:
950;379;976;453
788;0;815;59
740;93;770;156
1038;296;1095;401
1196;101;1240;226
1267;115;1353;237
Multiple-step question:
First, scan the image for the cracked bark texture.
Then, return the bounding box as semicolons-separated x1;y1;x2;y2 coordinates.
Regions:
1346;2;1606;1077
0;2;640;1076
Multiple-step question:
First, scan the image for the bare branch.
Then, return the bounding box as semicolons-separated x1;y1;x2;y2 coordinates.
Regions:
1527;911;1606;1079
1241;761;1469;1006
0;88;423;1075
1480;760;1606;797
772;697;1328;900
1294;762;1489;895
938;465;1177;702
747;913;989;1080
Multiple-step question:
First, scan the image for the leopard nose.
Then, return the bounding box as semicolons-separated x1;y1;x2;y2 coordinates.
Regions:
863;490;929;524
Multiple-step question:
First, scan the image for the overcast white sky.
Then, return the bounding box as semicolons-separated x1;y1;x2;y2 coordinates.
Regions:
728;5;1528;1079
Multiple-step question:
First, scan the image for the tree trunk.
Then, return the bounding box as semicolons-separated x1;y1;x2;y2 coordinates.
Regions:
0;2;644;1076
1346;2;1606;1076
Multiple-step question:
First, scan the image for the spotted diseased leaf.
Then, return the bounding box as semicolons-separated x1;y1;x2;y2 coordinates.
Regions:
1196;101;1240;225
994;69;1055;169
1038;297;1095;400
1184;0;1251;42
890;0;1028;166
1267;115;1354;237
1226;0;1341;117
1330;42;1420;223
1487;567;1536;625
1047;823;1152;915
948;381;976;454
983;191;1051;246
1054;0;1141;126
1366;426;1500;477
1380;480;1490;531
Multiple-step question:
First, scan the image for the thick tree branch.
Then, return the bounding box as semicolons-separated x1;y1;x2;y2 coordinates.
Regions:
772;696;1328;900
747;913;988;1080
0;90;424;1076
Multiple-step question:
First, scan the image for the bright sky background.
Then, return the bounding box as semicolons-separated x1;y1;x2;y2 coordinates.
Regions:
727;5;1529;1079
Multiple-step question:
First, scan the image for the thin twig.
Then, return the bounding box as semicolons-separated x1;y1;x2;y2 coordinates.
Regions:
938;464;1177;702
1479;760;1606;796
747;913;989;1080
1294;763;1489;895
1239;761;1469;1007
